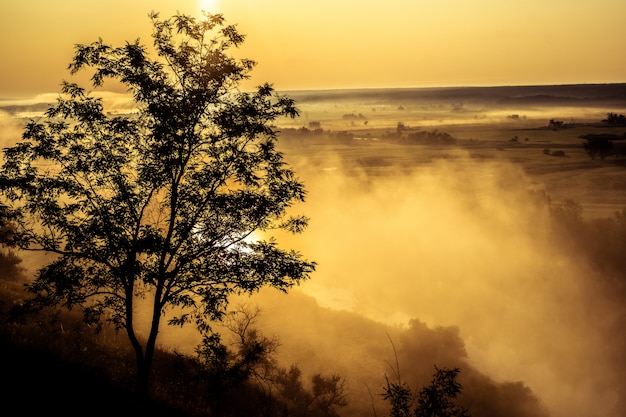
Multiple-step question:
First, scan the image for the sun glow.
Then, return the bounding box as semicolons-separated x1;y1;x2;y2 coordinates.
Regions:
198;0;219;13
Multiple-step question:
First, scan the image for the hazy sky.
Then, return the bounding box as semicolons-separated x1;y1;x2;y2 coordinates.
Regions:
1;0;625;97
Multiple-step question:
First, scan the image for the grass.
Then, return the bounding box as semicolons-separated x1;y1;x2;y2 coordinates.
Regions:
0;265;205;416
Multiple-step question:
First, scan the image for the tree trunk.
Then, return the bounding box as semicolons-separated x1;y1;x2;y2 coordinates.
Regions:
136;358;151;399
124;282;151;400
134;294;163;400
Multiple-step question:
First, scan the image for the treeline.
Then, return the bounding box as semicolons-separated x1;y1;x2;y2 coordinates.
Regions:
385;126;457;145
169;305;349;417
576;113;626;160
581;133;626;160
602;112;626;126
280;126;356;145
280;126;457;146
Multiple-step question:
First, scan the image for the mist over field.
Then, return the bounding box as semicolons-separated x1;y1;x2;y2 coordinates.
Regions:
232;151;622;417
248;85;626;417
2;84;626;417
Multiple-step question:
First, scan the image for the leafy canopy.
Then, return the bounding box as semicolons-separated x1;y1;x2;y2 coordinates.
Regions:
383;366;470;417
0;11;315;338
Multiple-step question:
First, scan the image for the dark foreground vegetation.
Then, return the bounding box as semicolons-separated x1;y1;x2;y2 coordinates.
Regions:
1;267;348;417
0;260;187;416
1;258;469;417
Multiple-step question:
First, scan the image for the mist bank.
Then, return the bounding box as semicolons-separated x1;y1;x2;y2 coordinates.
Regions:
238;149;626;417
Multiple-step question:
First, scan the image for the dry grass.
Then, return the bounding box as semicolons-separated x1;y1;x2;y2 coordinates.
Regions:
0;264;203;416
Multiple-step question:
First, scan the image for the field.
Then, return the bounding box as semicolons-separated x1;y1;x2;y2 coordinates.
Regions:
276;84;626;219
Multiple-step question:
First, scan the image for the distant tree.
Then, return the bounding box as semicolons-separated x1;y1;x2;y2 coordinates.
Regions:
581;135;615;160
0;12;315;399
602;112;626;126
276;365;348;417
396;130;456;145
548;119;564;130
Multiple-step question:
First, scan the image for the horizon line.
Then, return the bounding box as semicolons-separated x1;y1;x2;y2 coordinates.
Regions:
2;81;626;104
276;81;626;94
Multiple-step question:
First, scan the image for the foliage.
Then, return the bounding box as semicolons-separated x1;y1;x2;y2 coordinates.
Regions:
581;135;616;160
385;129;457;145
548;119;565;129
0;206;23;282
169;304;347;417
383;366;470;417
269;365;347;417
602;112;626;126
0;248;24;283
414;367;470;417
192;304;281;414
0;11;314;397
1;282;345;417
383;377;413;417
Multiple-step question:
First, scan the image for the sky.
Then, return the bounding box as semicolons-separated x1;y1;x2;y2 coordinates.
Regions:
1;0;625;98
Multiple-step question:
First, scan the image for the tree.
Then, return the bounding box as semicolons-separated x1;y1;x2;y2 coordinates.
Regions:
383;377;413;417
275;365;348;417
602;112;626;126
382;355;470;417
193;304;282;415
0;11;315;399
171;304;347;416
581;135;615;160
414;367;470;417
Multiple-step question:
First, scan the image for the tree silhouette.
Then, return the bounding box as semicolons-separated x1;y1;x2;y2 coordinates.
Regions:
0;11;314;399
602;112;626;126
414;366;470;417
383;362;470;417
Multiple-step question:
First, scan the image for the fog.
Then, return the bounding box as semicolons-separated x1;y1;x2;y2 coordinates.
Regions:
237;149;625;417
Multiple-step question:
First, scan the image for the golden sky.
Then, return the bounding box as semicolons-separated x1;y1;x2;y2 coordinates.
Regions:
1;0;625;98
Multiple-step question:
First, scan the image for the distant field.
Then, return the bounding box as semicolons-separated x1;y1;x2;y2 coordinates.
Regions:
276;85;626;219
2;84;625;219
